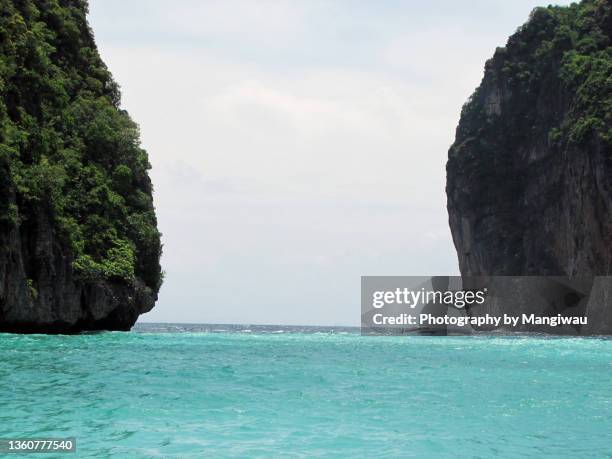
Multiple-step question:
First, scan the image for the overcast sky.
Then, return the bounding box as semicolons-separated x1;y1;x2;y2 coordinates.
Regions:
88;0;569;326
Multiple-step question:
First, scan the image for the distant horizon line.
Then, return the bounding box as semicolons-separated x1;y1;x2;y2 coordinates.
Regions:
136;321;359;328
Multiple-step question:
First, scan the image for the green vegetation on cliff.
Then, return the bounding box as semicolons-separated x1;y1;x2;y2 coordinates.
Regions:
0;0;162;292
453;0;610;158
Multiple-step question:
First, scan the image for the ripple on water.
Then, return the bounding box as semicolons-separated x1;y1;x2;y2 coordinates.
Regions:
0;327;611;457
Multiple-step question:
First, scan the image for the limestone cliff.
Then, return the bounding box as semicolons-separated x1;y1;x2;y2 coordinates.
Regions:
446;0;611;334
0;0;162;332
447;0;611;277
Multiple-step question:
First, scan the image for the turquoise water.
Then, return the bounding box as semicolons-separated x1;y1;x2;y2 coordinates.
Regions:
1;324;611;458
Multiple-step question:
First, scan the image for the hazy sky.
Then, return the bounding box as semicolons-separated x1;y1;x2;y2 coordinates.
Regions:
88;0;569;326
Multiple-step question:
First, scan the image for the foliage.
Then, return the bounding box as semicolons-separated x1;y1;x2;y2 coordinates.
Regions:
73;238;136;281
0;0;162;291
453;0;611;157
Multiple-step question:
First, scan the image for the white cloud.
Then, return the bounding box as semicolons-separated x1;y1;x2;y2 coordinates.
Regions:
160;0;309;43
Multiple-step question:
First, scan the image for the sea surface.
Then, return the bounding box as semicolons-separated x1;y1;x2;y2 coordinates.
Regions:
0;323;611;458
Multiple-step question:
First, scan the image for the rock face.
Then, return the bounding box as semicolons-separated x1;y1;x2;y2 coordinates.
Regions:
447;0;611;277
446;0;611;334
0;1;162;333
0;208;156;333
